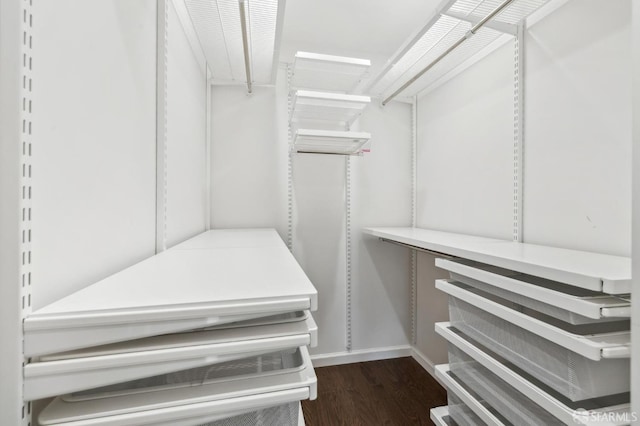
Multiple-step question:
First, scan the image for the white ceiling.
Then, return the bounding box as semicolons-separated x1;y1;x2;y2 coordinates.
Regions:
279;0;442;65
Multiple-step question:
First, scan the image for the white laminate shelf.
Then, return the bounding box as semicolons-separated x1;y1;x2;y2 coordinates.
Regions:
363;227;631;294
24;229;318;357
429;406;452;426
289;90;371;128
291;51;370;92
293;129;371;155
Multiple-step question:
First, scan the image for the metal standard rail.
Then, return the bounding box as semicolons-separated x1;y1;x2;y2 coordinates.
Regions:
382;0;516;106
239;0;253;94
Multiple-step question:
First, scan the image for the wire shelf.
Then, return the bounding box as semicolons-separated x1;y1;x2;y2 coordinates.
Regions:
291;52;371;93
368;0;551;100
293;129;371;156
290;90;371;129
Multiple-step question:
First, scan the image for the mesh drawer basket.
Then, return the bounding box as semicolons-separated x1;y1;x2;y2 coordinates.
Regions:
66;348;302;401
449;344;563;426
199;402;299;426
448;269;628;325
447;293;630;401
448;392;486;426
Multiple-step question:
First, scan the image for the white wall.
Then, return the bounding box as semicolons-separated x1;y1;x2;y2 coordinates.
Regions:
416;41;514;240
166;1;208;247
31;0;158;309
0;0;26;421
209;69;289;238
631;1;639;423
351;102;413;351
415;0;632;368
524;0;631;256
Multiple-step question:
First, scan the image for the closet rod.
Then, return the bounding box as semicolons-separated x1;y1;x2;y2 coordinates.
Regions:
381;0;515;106
239;0;253;94
378;238;455;259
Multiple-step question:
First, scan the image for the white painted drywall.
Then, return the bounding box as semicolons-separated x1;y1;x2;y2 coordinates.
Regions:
166;0;208;247
0;0;26;421
631;1;639;423
209;69;289;239
524;0;631;256
416;41;515;240
31;0;157;309
350;102;413;350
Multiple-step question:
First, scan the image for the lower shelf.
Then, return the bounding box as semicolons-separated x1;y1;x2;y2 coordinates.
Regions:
436;323;631;426
39;346;317;426
430;406;455;426
293;129;371;155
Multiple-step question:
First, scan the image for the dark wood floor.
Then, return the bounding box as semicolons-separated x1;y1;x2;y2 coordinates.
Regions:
301;357;447;426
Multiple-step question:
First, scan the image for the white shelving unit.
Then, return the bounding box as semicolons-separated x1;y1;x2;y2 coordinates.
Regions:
291;52;370;93
25;229;318;426
289;90;371;128
363;227;631;293
289;52;373;156
367;226;631;425
366;0;554;102
293;129;371;155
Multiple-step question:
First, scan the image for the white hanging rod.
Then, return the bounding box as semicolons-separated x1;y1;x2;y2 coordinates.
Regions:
239;0;252;94
381;0;516;106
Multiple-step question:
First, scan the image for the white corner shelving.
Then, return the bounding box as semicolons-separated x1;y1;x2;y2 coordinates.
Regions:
293;129;371;155
290;90;371;128
291;52;370;93
366;0;553;102
289;52;373;156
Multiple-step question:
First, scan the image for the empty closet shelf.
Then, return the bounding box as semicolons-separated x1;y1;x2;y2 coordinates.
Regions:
430;406;455;426
24;311;317;400
39;346;317;426
291;51;370;92
436;258;630;323
363;227;631;293
293;129;371;155
438;280;629;400
289;90;370;127
437;324;631;426
23;228;318;357
436;364;505;426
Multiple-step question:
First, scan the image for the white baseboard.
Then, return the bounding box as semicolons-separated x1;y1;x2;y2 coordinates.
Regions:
411;347;442;385
310;345;412;368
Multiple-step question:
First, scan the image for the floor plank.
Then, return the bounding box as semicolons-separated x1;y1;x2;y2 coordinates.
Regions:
302;357;447;426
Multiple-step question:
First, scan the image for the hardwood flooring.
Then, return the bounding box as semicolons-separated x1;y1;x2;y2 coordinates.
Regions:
301;357;447;426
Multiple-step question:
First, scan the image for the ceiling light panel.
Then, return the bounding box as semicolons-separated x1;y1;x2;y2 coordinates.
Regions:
184;0;284;85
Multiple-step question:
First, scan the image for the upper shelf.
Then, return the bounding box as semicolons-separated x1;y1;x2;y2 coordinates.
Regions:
24;229;318;357
290;90;371;128
293;129;372;156
366;0;552;101
363;227;631;294
291;52;371;93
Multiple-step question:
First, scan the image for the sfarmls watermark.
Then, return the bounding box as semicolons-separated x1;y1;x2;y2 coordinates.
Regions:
572;409;638;424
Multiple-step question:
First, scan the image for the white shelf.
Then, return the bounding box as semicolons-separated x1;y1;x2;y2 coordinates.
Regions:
436;258;630;321
429;406;452;426
291;51;370;92
437;280;630;361
367;0;553;100
290;90;371;128
24;229;318;357
24;312;317;400
363;227;631;294
437;323;632;426
39;346;317;426
436;364;506;426
293;129;371;155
